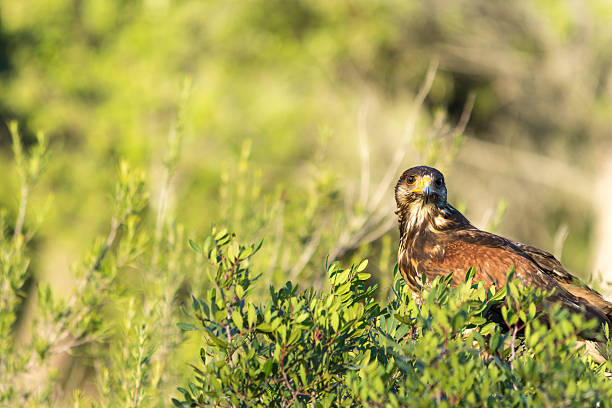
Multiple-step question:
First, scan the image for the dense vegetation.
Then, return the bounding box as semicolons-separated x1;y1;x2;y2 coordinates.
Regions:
2;0;612;406
2;127;612;406
174;229;612;407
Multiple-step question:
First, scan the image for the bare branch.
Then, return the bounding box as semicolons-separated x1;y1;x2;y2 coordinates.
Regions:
357;217;396;248
327;59;440;263
454;91;475;136
553;224;569;261
368;57;439;214
92;218;122;273
13;185;29;246
290;228;322;281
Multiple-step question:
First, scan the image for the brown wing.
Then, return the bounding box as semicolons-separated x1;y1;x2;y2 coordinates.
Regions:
422;229;611;329
422;232;551;290
515;242;612;317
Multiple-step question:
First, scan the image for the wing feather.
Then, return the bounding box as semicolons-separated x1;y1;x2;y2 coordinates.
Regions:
515;243;612;317
421;229;611;331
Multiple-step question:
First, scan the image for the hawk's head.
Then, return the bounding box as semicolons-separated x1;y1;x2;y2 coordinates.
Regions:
395;166;447;209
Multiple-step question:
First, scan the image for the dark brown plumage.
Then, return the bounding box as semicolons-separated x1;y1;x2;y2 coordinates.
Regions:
395;165;612;339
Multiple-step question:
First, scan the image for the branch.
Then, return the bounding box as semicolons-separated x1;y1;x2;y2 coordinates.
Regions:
289;228;322;281
368;57;439;214
13;184;29;246
454;91;475;136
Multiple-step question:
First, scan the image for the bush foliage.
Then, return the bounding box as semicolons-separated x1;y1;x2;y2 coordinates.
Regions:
2;125;612;407
175;229;612;407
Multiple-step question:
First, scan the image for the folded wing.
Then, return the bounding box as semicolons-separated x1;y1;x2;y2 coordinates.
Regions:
421;228;612;332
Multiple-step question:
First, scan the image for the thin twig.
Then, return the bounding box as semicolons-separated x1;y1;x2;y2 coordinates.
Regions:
14;184;29;246
132;332;145;407
368;59;439;214
289;228;322;281
510;324;518;370
328;59;439;262
65;208;130;315
152;169;170;266
355;217;396;248
279;347;296;403
553;224;569;260
226;313;234;370
454;91;476;136
93;217;122;272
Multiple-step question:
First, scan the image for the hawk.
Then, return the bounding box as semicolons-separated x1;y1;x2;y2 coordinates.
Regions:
395;165;612;337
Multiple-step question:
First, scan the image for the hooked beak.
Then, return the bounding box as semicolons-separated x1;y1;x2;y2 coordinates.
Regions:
409;175;434;203
422;182;433;204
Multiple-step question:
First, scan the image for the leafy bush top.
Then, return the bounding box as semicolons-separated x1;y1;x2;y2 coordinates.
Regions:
175;230;612;407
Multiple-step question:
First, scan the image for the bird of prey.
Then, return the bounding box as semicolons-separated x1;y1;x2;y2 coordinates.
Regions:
394;165;612;338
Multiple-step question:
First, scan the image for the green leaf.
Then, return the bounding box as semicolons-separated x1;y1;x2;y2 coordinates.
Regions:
480;322;497;336
299;364;308;385
278;325;287;343
394;313;412;325
253;239;264;254
469;316;487;325
188;239;201;253
263;358;274;376
232;310;244;331
335;281;351;295
528;302;536;319
248;304;257;327
356;272;371;281
204;329;228;350
171;398;188;407
330;312;339;331
235;284;245;299
192;295;200;312
334;269;351;285
465;266;475;282
257;322;273;333
287;328;301;345
214;228;229;240
177;322;198;331
355;259;368;273
295;312;309;324
227;241;239;262
202;236;212;255
270;317;281;331
240;246;253;260
489;331;500;352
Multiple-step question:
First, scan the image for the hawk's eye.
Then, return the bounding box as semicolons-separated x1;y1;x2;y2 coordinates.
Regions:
407;176;415;184
435;178;443;187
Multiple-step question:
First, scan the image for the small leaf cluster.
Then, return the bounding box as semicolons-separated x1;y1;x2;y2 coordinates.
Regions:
176;232;612;407
176;229;379;407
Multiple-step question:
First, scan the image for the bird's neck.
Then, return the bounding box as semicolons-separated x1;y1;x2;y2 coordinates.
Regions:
397;201;470;251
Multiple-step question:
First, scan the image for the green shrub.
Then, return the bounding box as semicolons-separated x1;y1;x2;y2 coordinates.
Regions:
176;231;612;407
2;125;612;407
3;121;612;408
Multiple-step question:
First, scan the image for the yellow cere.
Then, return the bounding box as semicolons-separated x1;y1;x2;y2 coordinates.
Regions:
411;175;432;192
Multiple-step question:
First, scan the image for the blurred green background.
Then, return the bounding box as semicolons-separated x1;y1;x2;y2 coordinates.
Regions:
3;0;612;285
2;0;612;403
